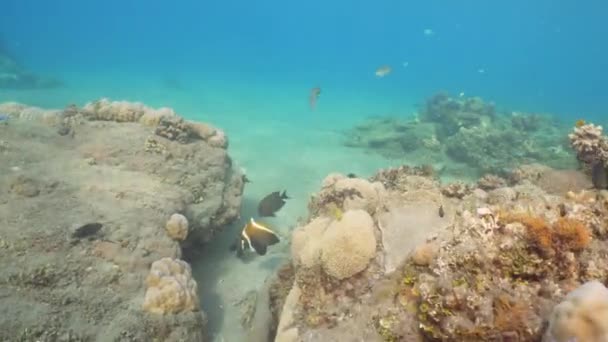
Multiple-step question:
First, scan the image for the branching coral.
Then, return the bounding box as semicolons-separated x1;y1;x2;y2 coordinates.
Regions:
568;123;608;166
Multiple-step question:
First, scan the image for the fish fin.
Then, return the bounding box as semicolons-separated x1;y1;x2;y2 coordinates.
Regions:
254;245;268;255
281;190;290;199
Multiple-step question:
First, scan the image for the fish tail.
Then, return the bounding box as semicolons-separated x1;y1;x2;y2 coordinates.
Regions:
281;190;290;199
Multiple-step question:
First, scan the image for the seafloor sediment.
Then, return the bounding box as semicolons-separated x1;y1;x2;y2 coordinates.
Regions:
0;99;244;341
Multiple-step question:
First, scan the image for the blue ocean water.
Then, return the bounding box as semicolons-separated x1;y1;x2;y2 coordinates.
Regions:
2;1;607;340
2;0;607;117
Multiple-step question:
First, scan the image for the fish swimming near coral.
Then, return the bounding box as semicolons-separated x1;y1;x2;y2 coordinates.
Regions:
229;218;280;257
258;190;290;217
375;65;392;77
309;87;321;110
591;162;608;190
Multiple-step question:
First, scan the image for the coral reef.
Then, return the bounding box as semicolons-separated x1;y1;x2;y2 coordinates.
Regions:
341;93;576;176
0;100;243;340
422;92;495;137
268;162;608;342
143;258;200;314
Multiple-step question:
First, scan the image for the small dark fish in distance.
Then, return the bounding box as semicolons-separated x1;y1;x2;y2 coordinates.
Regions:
438;205;445;218
258;190;290;217
230;218;280;257
72;222;103;239
242;175;252;183
591;162;608;190
309;87;321;111
347;173;357;178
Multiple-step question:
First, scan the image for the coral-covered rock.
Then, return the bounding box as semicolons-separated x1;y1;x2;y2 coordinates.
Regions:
544;280;608;342
143;258;200;314
477;174;507;191
0;100;242;340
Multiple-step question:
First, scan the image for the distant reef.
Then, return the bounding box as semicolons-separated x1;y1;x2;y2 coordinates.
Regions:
343;92;578;177
0;38;62;89
0;99;244;341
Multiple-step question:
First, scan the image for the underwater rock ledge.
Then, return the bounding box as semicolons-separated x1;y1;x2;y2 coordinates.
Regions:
265;162;608;342
0;100;244;341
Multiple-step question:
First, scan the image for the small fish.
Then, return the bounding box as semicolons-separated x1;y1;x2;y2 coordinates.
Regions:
72;222;103;239
347;173;357;178
258;190;290;217
557;203;567;217
591;162;608;190
242;174;251;183
375;65;392;77
575;119;585;128
423;28;434;36
229;218;280;257
309;87;321;110
438;205;445;218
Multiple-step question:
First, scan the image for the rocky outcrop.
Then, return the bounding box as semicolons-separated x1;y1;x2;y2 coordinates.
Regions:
0;100;244;341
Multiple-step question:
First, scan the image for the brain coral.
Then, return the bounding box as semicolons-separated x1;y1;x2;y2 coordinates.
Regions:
320;209;377;280
142;257;200;314
545;280;608;342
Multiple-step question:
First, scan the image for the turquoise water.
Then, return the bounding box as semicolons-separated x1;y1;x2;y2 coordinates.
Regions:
2;0;608;340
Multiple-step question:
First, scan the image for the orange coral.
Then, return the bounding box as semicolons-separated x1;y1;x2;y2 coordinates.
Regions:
552;217;591;251
500;212;591;255
501;212;553;253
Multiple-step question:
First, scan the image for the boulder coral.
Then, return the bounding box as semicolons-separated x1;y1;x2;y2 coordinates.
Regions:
544;280;608;342
320;209;377;279
292;210;377;280
165;213;189;241
142;257;200;315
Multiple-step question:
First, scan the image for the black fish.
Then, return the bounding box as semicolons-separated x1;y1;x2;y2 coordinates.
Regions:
230;218;280;257
72;222;103;238
347;173;357;178
438;205;445;218
258;190;290;217
591;162;608;190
